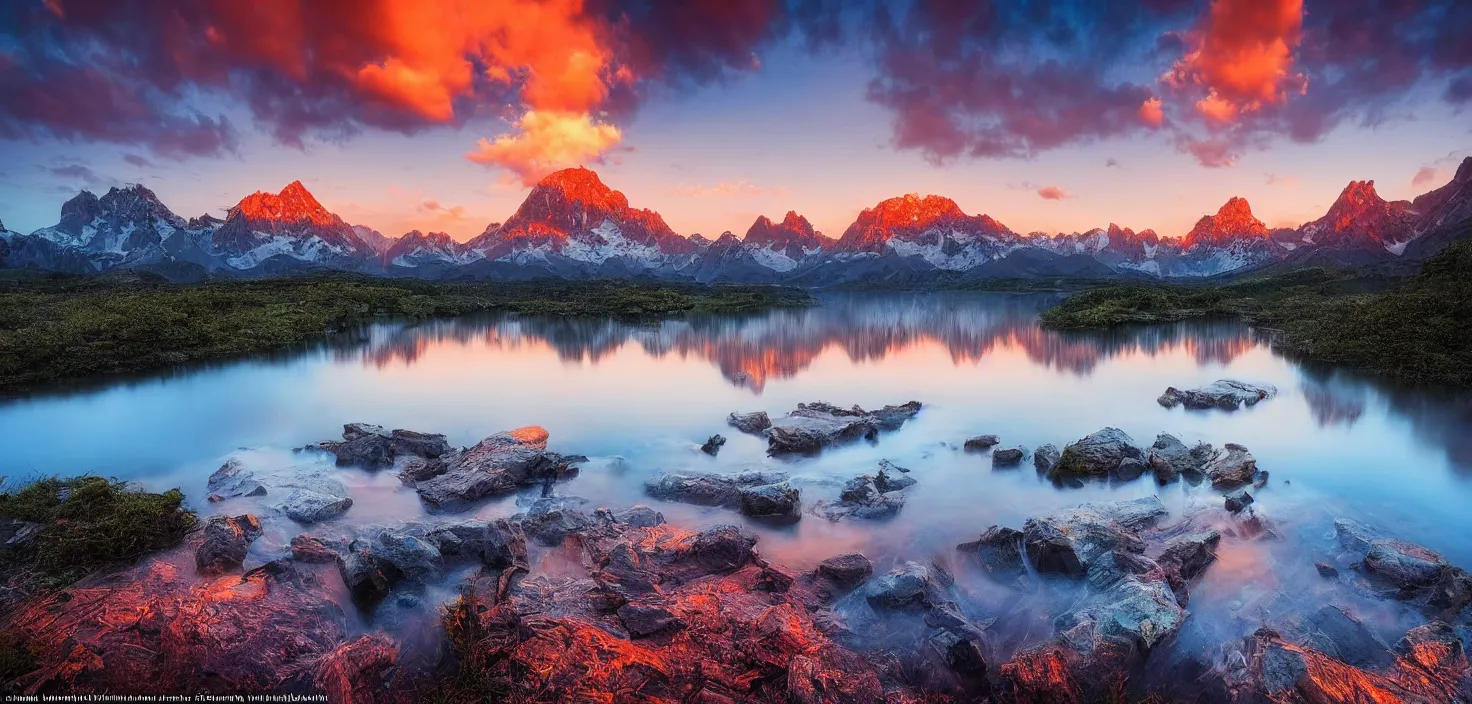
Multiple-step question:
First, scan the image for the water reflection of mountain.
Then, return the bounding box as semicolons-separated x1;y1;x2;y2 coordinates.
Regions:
343;293;1261;392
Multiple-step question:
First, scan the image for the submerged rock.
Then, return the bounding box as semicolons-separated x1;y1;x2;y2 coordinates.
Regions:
195;514;263;575
700;434;726;455
1158;379;1276;410
644;469;790;509
1300;605;1394;669
964;435;1000;450
816;553;874;589
866;561;938;610
414;426;583;510
1146;433;1209;484
726;411;771;434
1225;488;1255;513
737;482;801;518
205;458;267;501
957;526;1025;581
1033;443;1061;473
1051;427;1143;479
992;447;1026;466
520;497;595;546
1022;497;1167;578
766;400;921;454
813;474;907;521
1204;443;1259;489
327;423;452;470
277;488;353;524
874;465;917;492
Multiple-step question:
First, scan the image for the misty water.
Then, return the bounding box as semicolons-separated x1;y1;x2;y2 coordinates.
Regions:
3;292;1471;663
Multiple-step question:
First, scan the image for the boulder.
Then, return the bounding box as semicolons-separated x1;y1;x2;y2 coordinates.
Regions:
645;469;790;508
813;475;906;521
389;428;451;458
871;401;923;430
520;497;595;546
289;534;341;563
957;526;1025;581
1156;531;1221;582
1225;488;1254;513
338;528;442;604
428;519;526;567
277;489;353;523
1115;456;1147;481
1301;605;1393;669
205;459;267;500
1334;518;1377;553
766;401;921;454
608;505;665;528
874;466;917;492
1033;443;1061;473
1051;427;1143;479
816;553;874;588
1204;443;1258;489
964;435;1000;450
1059;576;1186;651
738;482;801;518
1158;380;1276;410
1227;626;1467;704
726;411;772;434
617;600;684;638
1146;433;1209;484
992;447;1026;466
700;434;726;455
1363;539;1449;587
1022;498;1165;578
331;433;394;469
329;424;451;469
195;514;262;574
1085;550;1164;590
415;426;583;510
866;561;936;610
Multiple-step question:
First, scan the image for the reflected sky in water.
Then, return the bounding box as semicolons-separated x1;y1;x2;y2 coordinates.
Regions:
2;292;1471;605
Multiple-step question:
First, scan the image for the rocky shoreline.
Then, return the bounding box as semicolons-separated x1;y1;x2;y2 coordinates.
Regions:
2;407;1470;702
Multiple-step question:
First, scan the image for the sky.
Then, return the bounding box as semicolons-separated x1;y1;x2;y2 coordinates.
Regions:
1;0;1469;242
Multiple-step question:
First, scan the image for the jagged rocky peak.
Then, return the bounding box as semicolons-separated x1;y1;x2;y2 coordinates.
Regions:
744;211;833;252
233;180;341;227
57;190;104;235
1301;179;1417;251
212;180;372;261
384;230;461;265
1181;196;1268;248
838;193;1012;252
188;213;224;230
529;166;629;213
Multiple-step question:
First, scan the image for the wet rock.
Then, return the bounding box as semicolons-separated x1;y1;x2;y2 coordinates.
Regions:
700;434;726;455
878;458;910;473
289;534;340;563
338;529;442;605
205;458;267;500
870;401;923;430
644;469;790;508
1204;443;1258;489
617;599;684;638
415;426;583;510
1051;427;1143;479
817;553;874;588
1393;620;1466;670
520;497;595;546
767;403;879;454
606;505;665;528
737;482;801;518
1314;562;1339;578
866;561;936;610
726;411;771;434
331;433;395;469
1033;443;1060;473
1225;488;1255;513
428;519;525;567
195;514;263;574
397;456;446;483
1156;531;1221;583
1022;498;1165;578
342;422;386;441
1363;538;1450;587
813;475;906;521
1334;518;1377;553
1301;604;1394;669
389;428;451;458
1229;626;1468;704
277;489;353;524
964;434;1000;450
684;525;758;575
1085;550;1164;590
957;526;1025;581
1114;456;1146;481
1158;379;1276;410
1146;433;1207;484
1060;576;1186;650
329;424;451;469
874;466;917;492
993;447;1026;466
311;633;400;704
2;557;351;694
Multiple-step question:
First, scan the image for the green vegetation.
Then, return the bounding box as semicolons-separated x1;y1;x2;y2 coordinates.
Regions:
0;273;810;392
1041;239;1472;386
0;475;196;585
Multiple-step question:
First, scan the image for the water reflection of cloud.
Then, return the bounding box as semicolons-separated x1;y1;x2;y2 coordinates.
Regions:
338;294;1263;393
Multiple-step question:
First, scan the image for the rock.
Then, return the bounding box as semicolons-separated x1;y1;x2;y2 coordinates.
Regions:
416;426;583;510
878;458;911;474
1156;531;1221;582
1334;518;1377;554
866;561;936;610
684;525;758;575
1085;550;1164;590
1426;566;1472;615
645;469;790;508
813;475;905;521
397;456;446;482
1022;498;1165;578
870;401;923;430
1363;539;1450;587
520;497;595;546
957;526;1025;580
964;435;1000;450
1033;443;1060;473
1051;427;1143;479
1204;443;1258;489
700;434;726;455
816;553;874;588
1114;456;1146;481
726;411;771;434
195;514;262;574
608;505;666;528
1314;562;1339;578
1146;433;1207;484
992;447;1026;466
1060;576;1186;651
331;433;395;469
428;519;525;567
1158;380;1276;410
767;404;879;454
737;482;801;518
617;600;684;638
1229;626;1465;704
1393;620;1465;667
1225;488;1255;513
389;428;451;458
342;422;387;441
338;528;442;604
1301;605;1394;669
204;458;267;500
312;633;399;704
289;534;340;563
874;466;917;492
330;425;451;468
277;489;353;523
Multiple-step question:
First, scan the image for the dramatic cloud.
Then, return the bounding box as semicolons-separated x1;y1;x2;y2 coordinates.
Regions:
1412;167;1439;187
0;0;789;180
1036;185;1069;200
669;179;789;198
1139;98;1166;128
1167;0;1306;122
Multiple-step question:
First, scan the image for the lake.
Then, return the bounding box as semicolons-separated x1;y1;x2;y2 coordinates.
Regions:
3;291;1470;655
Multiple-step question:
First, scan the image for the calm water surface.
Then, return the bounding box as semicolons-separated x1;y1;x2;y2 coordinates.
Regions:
3;292;1470;649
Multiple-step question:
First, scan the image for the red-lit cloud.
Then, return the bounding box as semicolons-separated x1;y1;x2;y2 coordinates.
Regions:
1036;185;1070;200
1168;0;1306;123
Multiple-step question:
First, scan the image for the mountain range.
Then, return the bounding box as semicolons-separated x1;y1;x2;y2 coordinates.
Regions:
3;158;1470;285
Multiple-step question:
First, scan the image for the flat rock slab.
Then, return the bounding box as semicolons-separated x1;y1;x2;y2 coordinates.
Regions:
1158;380;1276;411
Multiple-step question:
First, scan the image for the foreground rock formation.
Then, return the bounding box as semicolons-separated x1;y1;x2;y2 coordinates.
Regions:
764;400;921;454
1158;379;1276;410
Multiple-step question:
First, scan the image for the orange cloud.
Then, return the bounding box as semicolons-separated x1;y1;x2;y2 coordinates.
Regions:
1170;0;1306;124
1139;97;1165;127
1036;185;1069;200
466;110;622;185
